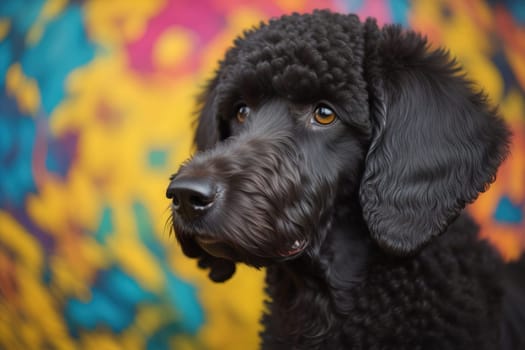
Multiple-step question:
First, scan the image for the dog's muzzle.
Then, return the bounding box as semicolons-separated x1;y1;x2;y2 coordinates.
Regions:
166;170;309;263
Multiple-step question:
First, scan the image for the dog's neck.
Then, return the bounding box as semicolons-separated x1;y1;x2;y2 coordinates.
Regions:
263;201;374;346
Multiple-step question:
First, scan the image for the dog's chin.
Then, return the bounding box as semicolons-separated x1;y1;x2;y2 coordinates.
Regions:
196;236;241;261
195;236;309;265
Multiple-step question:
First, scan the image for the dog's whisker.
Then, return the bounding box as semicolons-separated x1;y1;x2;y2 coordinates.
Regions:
162;205;176;236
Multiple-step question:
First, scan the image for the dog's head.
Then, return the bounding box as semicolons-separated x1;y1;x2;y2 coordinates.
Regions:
167;11;510;282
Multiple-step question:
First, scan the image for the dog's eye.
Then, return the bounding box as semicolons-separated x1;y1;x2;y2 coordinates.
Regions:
236;105;250;123
312;104;336;126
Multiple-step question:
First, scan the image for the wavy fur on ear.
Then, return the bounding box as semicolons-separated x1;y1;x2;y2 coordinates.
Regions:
195;77;222;151
360;24;510;255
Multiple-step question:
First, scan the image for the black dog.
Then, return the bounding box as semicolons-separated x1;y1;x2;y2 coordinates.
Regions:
166;10;525;349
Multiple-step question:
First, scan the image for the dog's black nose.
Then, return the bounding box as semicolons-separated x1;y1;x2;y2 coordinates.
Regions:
166;177;218;219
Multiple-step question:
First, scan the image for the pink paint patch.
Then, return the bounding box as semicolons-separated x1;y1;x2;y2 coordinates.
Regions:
126;0;226;75
353;1;391;26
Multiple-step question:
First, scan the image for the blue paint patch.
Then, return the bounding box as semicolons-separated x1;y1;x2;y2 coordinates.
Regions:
494;196;523;224
164;270;204;334
66;288;134;334
492;51;520;96
0;0;45;82
98;267;158;306
388;0;410;25
42;260;53;285
0;0;45;34
509;1;525;23
0;102;37;208
20;4;96;115
0;39;12;84
64;264;204;338
131;201;205;334
65;267;157;334
487;0;525;24
45;130;79;178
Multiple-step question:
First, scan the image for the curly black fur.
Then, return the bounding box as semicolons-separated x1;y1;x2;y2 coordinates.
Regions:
166;10;525;349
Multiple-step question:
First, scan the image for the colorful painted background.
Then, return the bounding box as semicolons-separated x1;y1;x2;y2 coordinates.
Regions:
1;0;524;349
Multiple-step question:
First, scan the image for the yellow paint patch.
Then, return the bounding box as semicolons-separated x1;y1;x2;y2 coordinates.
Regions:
84;0;165;46
133;305;164;334
472;0;494;29
120;329;145;350
49;255;93;298
26;24;44;45
276;0;306;12
463;57;503;103
500;89;525;123
109;233;164;291
0;308;23;348
170;335;199;350
16;264;76;350
26;0;68;45
41;0;68;19
80;331;122;350
153;27;194;69
0;212;43;272
0;19;10;40
5;63;41;115
27;171;100;237
483;228;523;261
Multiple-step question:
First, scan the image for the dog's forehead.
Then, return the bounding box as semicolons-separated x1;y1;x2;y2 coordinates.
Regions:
235;11;364;53
217;11;368;106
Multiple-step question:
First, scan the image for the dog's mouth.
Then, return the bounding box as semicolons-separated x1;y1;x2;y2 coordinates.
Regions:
278;239;308;258
196;236;241;261
195;236;308;262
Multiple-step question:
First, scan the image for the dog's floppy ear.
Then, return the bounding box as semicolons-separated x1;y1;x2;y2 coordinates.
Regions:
360;24;510;255
194;76;221;151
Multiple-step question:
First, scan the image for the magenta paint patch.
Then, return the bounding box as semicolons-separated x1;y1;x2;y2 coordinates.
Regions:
124;0;338;76
125;0;223;74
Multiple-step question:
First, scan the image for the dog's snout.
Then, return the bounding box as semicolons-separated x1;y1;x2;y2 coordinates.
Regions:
166;177;218;219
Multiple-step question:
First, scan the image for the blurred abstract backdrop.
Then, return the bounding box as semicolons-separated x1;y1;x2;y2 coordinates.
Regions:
1;0;524;349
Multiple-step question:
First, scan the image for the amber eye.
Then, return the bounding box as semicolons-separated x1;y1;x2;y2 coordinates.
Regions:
236;105;250;123
313;104;336;126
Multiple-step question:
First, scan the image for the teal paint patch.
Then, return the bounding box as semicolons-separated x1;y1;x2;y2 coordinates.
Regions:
148;149;168;169
0;40;12;84
494;196;523;224
164;270;205;334
131;201;205;335
94;205;114;243
65;266;157;334
133;201;166;258
388;0;410;25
